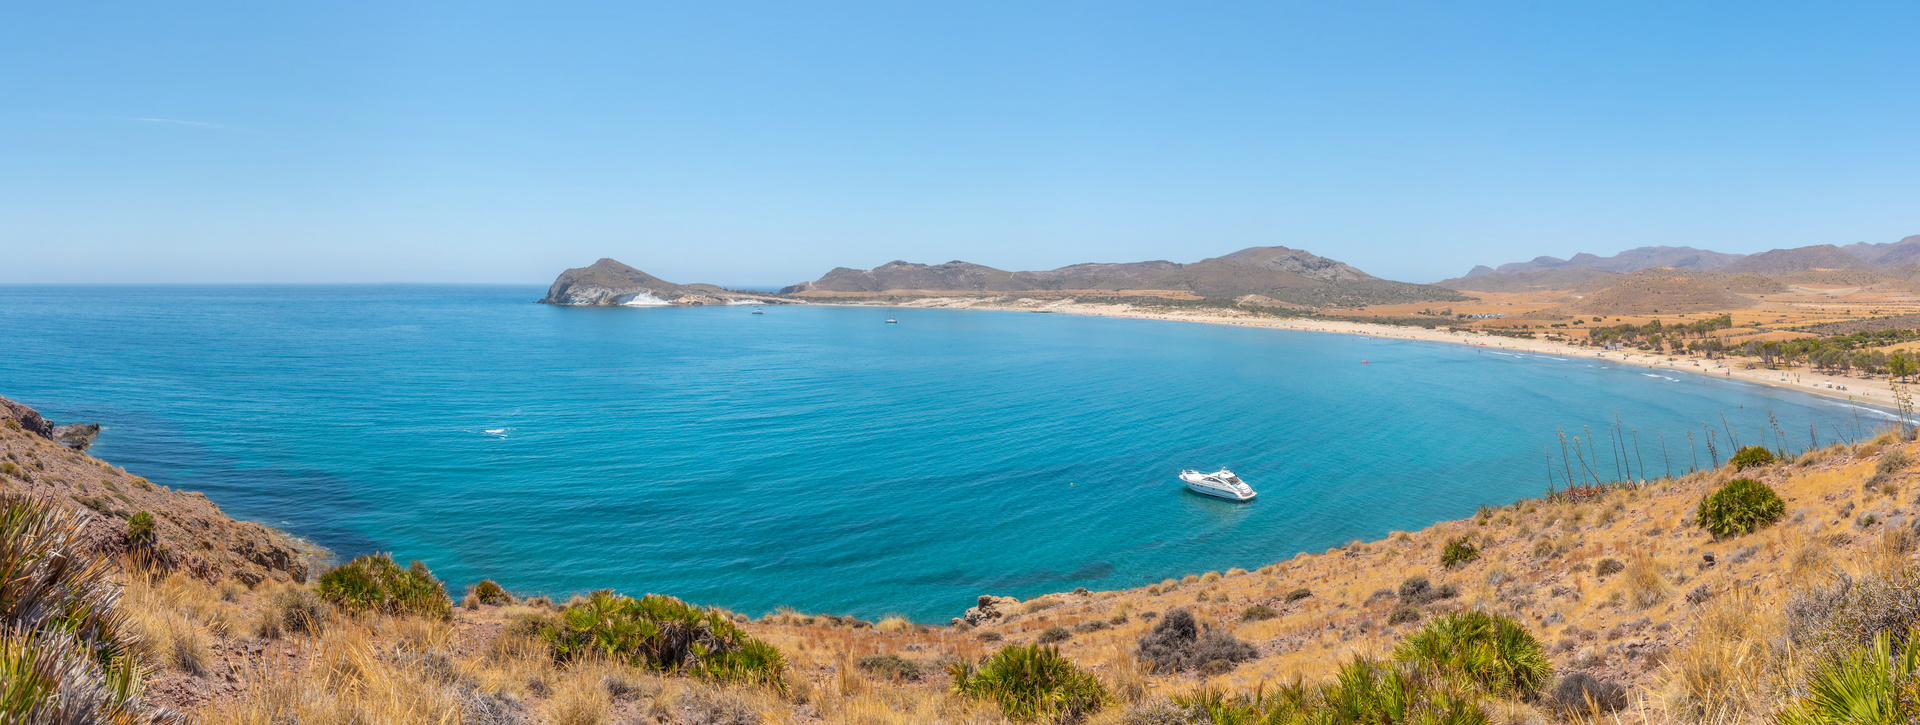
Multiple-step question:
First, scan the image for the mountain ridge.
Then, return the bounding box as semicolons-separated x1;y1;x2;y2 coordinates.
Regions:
778;246;1464;309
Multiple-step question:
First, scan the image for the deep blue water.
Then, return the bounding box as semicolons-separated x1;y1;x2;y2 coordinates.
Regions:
0;285;1891;621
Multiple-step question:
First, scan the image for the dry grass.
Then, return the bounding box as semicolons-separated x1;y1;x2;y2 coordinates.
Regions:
1624;550;1668;609
199;620;467;725
122;569;237;675
874;615;911;633
1661;590;1781;723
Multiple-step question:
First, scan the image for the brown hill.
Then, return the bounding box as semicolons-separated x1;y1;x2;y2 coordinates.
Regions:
1842;234;1920;266
1544;275;1758;316
783;260;1042;294
1437;268;1620;292
783;247;1466;308
1772;268;1912;287
1469;245;1745;277
1716;244;1874;275
1566;267;1785;295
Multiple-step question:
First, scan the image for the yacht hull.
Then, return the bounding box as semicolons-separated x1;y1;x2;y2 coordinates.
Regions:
1185;482;1256;501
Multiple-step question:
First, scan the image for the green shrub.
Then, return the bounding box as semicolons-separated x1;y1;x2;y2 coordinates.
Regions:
1037;625;1071;644
1696;478;1787;537
1441;536;1480;568
1729;445;1777;470
950;644;1107;722
857;653;922;681
1394;611;1551;698
315;553;452;619
126;511;155;547
470;579;512;606
0;494;161;722
1241;605;1278;622
1285;588;1313;603
540;590;785;687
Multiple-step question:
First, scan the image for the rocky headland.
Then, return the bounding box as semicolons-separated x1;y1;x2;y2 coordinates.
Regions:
538;258;786;306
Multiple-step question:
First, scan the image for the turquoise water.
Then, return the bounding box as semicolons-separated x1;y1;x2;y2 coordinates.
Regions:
0;285;1891;621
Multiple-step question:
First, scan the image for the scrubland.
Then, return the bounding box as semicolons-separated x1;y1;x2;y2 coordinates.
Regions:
11;408;1920;723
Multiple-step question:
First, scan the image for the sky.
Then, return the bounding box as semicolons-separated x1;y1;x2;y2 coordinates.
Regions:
3;1;1917;286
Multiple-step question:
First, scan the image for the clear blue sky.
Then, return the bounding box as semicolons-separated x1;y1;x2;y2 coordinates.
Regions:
4;2;1916;285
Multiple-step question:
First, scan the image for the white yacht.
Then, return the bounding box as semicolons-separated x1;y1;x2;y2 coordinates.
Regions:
1180;468;1256;501
752;306;764;314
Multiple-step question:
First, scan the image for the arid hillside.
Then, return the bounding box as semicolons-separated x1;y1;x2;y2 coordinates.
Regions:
1541;275;1758;316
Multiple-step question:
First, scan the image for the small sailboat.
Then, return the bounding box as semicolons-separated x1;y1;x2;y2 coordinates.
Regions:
885;317;898;324
752;306;764;314
1179;468;1256;501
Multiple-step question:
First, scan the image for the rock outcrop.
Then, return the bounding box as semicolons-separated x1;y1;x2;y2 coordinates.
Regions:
955;594;1021;627
539;258;783;306
53;422;100;450
0;396;53;437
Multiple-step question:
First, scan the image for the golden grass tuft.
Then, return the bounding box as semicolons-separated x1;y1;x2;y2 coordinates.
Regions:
548;661;614;725
1624;550;1668;609
875;615;912;633
200;620;467;725
1661;590;1779;723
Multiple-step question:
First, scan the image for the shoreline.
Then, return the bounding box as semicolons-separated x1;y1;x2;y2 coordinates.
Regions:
810;297;1906;413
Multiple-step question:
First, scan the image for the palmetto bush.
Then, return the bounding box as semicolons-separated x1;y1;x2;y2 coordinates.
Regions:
1697;478;1787;537
539;590;785;687
1394;611;1551;699
315;553;452;619
126;511;156;548
469;579;512;606
1440;536;1479;569
1729;445;1777;470
950;643;1107;722
0;493;175;723
1778;629;1920;725
1159;658;1488;725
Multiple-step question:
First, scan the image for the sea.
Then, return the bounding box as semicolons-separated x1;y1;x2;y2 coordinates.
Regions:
0;285;1893;621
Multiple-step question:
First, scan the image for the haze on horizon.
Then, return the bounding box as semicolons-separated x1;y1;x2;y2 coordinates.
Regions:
3;1;1916;287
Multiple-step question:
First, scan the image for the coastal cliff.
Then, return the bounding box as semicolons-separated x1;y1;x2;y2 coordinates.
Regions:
1;396;317;585
539;258;782;306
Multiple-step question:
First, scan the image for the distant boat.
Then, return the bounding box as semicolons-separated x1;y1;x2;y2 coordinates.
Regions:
752;306;764;314
885;318;898;324
1180;468;1256;501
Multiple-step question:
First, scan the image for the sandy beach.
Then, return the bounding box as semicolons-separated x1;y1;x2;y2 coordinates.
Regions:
831;296;1907;413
